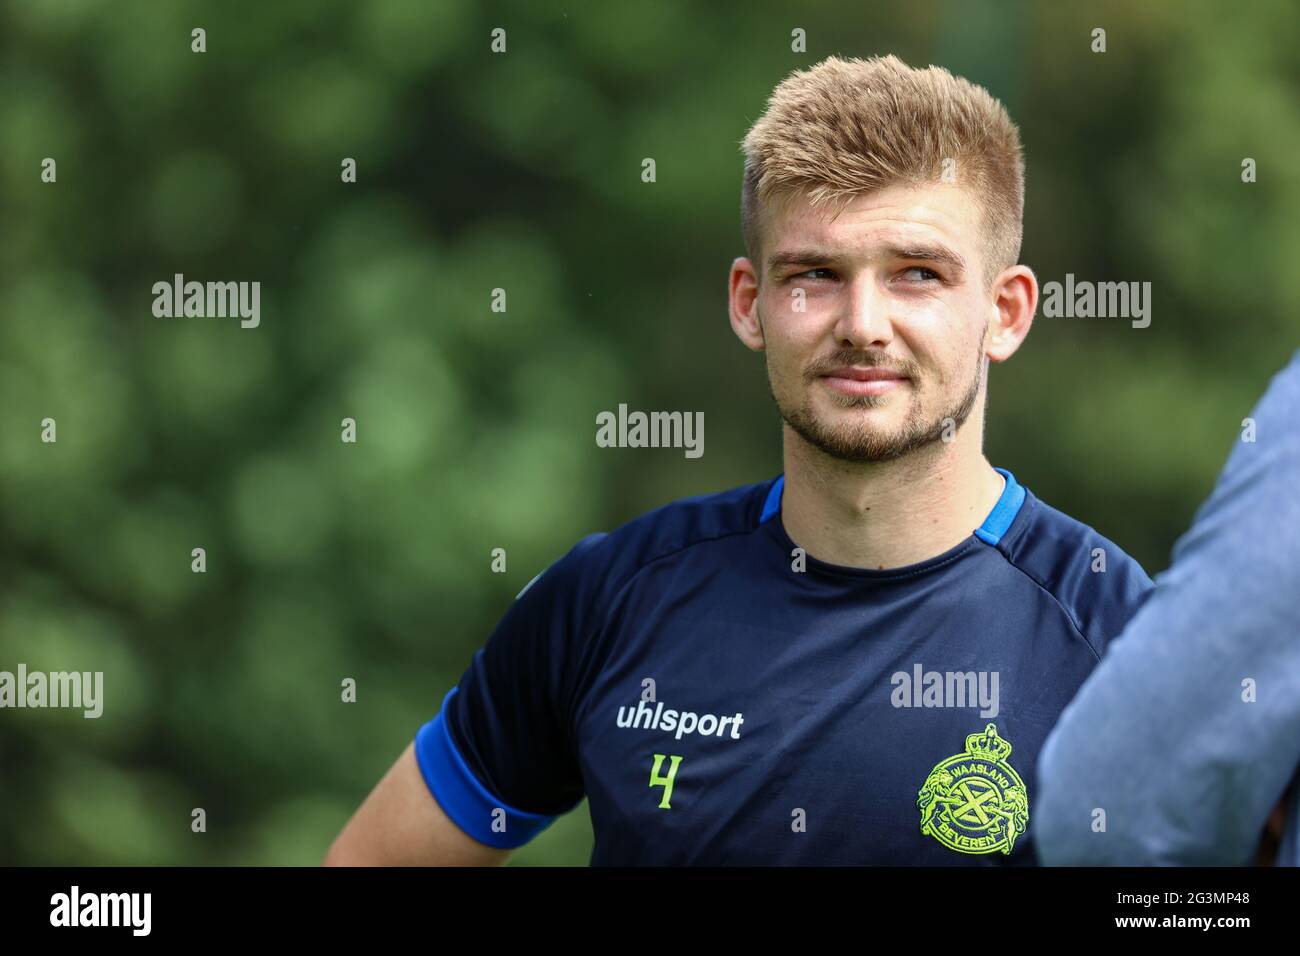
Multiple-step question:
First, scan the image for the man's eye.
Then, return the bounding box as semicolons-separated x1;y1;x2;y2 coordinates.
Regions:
901;266;940;282
793;268;835;281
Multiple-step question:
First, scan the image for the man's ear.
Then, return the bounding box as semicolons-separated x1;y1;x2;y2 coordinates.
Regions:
986;265;1038;363
729;256;766;352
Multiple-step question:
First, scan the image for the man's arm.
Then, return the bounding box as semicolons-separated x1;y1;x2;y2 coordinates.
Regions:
323;743;512;867
326;533;603;866
1035;349;1300;865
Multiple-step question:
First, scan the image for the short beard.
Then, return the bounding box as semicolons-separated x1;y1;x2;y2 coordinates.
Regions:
773;346;985;464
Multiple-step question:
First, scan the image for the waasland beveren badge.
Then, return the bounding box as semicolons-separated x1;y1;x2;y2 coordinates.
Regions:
917;723;1029;855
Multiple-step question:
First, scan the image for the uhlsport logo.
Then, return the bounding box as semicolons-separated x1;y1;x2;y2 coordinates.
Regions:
916;723;1028;855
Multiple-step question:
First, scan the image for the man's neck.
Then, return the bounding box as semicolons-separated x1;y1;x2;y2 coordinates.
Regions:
778;426;1006;570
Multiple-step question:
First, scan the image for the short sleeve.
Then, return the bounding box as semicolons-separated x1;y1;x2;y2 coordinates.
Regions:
413;533;605;849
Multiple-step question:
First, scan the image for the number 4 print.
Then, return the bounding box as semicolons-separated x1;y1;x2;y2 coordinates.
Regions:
649;754;683;808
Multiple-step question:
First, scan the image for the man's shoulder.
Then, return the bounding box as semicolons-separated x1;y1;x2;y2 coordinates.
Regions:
997;483;1155;659
1004;487;1148;571
525;477;775;601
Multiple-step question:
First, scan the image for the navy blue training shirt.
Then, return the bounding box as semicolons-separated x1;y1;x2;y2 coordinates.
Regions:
415;468;1154;865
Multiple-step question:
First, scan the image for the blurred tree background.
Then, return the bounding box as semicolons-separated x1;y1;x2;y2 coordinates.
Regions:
1;0;1296;865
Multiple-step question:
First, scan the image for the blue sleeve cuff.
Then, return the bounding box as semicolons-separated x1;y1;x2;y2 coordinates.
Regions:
414;686;564;850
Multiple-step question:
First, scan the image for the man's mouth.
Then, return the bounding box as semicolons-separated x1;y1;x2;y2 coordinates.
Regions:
819;366;910;398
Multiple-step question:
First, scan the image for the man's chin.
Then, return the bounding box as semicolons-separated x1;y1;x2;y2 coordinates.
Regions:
783;414;921;464
810;401;907;433
800;436;917;464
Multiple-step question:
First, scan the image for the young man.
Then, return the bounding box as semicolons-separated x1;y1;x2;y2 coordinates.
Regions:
326;54;1153;866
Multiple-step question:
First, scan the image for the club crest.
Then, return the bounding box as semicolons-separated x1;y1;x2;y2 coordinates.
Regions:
917;723;1029;855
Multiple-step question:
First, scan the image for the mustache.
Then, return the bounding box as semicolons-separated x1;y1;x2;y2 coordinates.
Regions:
803;350;920;382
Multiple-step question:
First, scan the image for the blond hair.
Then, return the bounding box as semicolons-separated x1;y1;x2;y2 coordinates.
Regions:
740;54;1024;286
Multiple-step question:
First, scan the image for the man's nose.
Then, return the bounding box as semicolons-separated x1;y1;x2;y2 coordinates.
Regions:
832;275;893;350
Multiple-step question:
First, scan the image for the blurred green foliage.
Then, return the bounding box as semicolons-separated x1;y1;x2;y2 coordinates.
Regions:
1;0;1297;865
